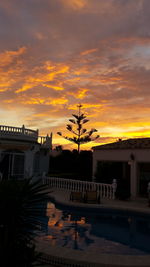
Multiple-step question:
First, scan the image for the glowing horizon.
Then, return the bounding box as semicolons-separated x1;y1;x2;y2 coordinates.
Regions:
0;0;150;150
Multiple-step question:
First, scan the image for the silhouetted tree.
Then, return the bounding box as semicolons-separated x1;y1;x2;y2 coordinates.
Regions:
49;150;93;181
57;104;99;152
55;145;63;151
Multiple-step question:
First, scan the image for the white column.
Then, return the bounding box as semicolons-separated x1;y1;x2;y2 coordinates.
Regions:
130;161;137;199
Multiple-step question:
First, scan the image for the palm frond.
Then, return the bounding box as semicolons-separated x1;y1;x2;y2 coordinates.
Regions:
0;179;49;266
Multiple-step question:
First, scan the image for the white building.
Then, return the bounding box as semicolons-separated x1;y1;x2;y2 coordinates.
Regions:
0;125;52;180
92;138;150;199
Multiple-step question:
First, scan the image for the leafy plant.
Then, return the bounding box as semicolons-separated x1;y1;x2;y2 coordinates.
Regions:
0;178;49;267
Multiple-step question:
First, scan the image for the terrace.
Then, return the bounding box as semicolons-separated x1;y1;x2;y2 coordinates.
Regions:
0;124;52;148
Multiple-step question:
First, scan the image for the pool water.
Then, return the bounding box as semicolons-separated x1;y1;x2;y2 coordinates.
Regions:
39;201;150;255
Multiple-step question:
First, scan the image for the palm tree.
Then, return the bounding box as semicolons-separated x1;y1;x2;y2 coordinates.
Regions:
57;104;99;153
0;178;49;267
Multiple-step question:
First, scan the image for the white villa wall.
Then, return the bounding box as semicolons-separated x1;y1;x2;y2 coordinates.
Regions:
0;125;52;179
25;147;50;178
24;150;35;178
93;148;150;199
39;150;49;175
93;149;150;163
0;146;50;179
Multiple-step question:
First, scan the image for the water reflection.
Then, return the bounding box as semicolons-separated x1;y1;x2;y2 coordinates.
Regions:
46;202;93;250
41;201;150;254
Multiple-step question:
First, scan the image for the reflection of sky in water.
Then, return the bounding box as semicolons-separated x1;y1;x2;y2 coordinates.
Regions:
38;202;150;255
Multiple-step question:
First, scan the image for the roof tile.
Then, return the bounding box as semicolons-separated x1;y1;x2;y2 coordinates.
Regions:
93;138;150;150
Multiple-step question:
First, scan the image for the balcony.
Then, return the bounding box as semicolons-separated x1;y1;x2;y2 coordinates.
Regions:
0;125;52;148
0;124;38;142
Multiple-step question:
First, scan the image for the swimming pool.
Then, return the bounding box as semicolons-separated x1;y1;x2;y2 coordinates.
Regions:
39;200;150;255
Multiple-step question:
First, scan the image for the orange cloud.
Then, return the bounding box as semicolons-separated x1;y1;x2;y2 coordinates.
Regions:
68;103;102;110
19;96;68;106
43;84;64;91
0;47;26;67
0;47;27;93
99;76;122;85
80;48;98;56
35;32;46;40
0;82;11;92
68;88;89;99
15;63;69;93
32;112;49;118
73;66;89;75
3;99;14;103
61;0;86;10
122;130;150;138
50;98;68;105
16;84;33;93
77;88;89;99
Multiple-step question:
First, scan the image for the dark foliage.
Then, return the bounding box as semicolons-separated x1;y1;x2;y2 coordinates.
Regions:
0;179;49;267
49;150;93;181
57;105;99;152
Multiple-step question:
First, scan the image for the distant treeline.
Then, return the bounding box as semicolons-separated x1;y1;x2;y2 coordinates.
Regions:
49;150;93;181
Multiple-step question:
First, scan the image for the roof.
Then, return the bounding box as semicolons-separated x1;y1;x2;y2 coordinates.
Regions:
92;138;150;150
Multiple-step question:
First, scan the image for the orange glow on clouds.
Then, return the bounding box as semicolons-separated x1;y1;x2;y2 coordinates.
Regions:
43;84;64;91
81;48;98;56
15;63;69;93
68;88;89;99
21;96;68;106
1;0;150;149
61;0;86;10
0;47;26;66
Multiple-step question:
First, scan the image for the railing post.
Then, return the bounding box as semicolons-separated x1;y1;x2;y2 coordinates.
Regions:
147;182;150;207
22;125;25;134
44;177;117;200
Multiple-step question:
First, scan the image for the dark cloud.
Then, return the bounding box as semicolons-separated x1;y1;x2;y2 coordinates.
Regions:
0;0;150;147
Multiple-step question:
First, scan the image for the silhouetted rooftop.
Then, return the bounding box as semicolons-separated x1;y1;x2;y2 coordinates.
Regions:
92;138;150;150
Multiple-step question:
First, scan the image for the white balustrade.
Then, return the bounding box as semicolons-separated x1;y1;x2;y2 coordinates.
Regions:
38;135;52;148
0;125;38;138
0;124;53;148
43;177;116;199
39;136;46;145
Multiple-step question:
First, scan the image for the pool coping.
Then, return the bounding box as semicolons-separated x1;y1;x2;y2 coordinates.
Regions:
49;190;150;216
37;242;150;267
37;190;150;267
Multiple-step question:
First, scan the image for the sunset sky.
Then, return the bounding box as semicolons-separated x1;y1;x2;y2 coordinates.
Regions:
0;0;150;150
